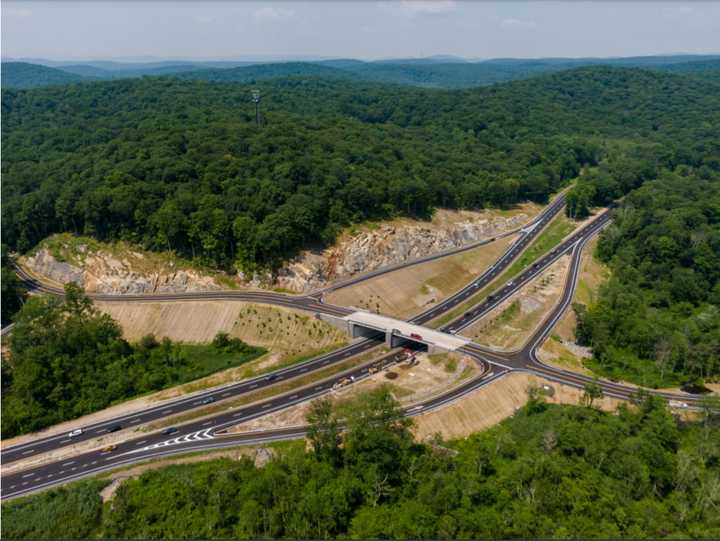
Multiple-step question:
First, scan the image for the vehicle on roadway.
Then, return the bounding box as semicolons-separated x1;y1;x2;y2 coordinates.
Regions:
162;427;179;435
201;396;216;405
68;428;83;438
102;444;118;453
266;374;279;382
107;424;122;433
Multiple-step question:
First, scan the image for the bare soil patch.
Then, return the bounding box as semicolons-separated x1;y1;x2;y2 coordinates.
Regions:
326;235;518;319
413;372;623;441
226;351;478;434
462;256;570;350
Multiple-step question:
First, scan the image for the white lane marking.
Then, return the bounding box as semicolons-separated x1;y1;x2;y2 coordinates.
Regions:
221;392;231;397
202;421;213;426
250;384;258;388
126;428;216;454
21;449;35;456
61;461;75;466
59;439;70;444
21;472;35;478
162;409;173;414
135;440;147;446
233;412;243;417
130;418;141;424
91;461;97;465
262;403;271;408
289;394;298;399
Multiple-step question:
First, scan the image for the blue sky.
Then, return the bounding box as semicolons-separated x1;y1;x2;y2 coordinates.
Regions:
3;1;719;61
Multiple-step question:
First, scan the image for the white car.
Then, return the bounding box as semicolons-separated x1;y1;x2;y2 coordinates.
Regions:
68;428;83;438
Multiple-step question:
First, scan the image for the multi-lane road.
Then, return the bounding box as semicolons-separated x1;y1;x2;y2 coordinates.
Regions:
2;192;566;465
2;195;702;500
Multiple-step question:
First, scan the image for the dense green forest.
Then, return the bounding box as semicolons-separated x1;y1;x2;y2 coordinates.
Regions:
4;66;719;274
574;169;720;387
3;388;720;539
0;244;25;325
0;285;264;438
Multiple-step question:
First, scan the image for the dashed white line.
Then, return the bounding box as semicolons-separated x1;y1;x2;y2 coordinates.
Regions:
21;472;35;478
61;461;75;466
202;421;213;426
21;449;35;455
135;440;147;446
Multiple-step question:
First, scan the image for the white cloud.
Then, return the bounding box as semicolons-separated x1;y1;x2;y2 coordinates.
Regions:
379;0;458;17
254;6;295;20
499;17;538;30
4;6;33;18
661;4;694;19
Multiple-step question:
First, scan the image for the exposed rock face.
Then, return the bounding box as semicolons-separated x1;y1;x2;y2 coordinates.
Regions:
22;208;531;295
271;212;529;292
22;248;220;294
23;249;84;286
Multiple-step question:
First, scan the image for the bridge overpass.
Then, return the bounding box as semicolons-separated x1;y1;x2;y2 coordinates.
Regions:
321;311;470;352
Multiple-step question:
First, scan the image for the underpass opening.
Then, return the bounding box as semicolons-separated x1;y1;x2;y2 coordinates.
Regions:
351;324;385;342
390;336;428;352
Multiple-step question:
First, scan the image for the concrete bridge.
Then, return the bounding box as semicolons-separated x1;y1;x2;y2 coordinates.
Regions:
319;311;469;353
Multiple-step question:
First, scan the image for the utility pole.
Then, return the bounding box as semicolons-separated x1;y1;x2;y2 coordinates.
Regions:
251;89;261;127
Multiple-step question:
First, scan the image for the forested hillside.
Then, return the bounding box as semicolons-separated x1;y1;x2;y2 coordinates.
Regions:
3;389;720;539
1;285;264;437
575;170;720;387
3;66;719;274
1;62;89;88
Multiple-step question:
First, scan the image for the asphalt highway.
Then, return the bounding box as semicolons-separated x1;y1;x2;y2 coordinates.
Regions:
2;203;707;500
2;193;567;467
0;195;569;498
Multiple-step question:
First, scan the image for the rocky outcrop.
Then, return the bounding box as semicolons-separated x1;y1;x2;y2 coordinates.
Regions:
23;208;531;295
22;248;220;294
270;212;529;292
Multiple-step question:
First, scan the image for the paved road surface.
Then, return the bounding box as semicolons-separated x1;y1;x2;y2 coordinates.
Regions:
2;193;567;467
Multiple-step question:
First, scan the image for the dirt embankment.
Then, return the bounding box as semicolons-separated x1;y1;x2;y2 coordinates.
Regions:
413;372;623;441
226;351;478;434
463;255;570;350
326;234;518;319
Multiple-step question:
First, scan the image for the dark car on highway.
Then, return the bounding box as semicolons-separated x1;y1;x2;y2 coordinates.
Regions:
107;424;122;433
201;396;216;404
162;427;179;435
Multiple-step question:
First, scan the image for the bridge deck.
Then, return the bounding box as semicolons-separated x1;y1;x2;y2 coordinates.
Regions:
344;311;470;351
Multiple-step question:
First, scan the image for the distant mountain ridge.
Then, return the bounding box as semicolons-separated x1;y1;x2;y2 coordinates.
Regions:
3;54;720;89
1;62;89;89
